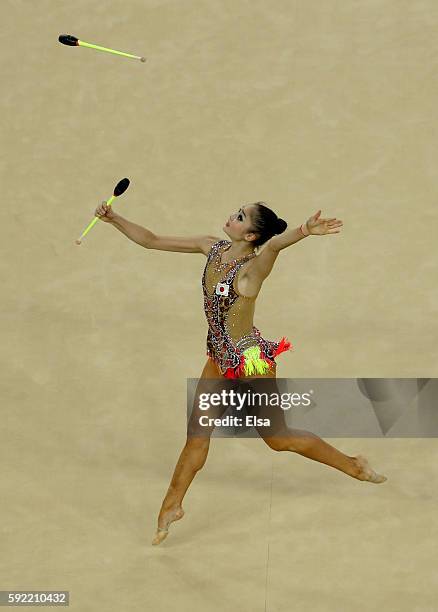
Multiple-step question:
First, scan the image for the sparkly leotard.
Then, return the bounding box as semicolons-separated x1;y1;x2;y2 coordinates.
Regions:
202;239;293;378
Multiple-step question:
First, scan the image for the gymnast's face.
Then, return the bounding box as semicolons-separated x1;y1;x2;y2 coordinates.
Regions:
224;204;258;244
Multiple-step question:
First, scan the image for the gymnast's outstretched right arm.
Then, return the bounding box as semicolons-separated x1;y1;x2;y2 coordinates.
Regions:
94;202;219;256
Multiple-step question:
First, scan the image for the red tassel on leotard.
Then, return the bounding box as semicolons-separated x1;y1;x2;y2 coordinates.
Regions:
273;336;292;358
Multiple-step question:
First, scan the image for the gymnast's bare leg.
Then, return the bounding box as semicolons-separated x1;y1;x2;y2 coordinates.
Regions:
152;357;224;545
253;371;387;485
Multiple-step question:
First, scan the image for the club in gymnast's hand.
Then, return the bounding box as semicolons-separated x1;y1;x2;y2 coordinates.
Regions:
58;34;146;62
75;178;130;245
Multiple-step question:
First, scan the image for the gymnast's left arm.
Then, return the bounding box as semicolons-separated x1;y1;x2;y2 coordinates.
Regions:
268;209;344;252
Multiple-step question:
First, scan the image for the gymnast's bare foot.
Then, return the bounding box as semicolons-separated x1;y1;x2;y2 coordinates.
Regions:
152;505;185;546
353;454;387;483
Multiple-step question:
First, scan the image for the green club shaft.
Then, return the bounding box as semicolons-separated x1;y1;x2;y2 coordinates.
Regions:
79;40;141;60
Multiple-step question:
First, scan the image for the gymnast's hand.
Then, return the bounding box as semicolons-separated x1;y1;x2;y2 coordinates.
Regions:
94;200;116;223
306;210;343;236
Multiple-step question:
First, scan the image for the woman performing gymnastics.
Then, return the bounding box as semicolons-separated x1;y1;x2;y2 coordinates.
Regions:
94;200;387;546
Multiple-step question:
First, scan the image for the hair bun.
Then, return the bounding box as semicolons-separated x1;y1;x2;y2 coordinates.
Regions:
275;217;287;234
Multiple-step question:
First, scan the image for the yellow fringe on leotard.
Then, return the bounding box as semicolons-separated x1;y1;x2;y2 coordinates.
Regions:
242;345;271;376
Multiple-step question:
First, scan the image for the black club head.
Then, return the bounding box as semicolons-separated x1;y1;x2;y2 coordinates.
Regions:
114;178;130;196
58;34;79;46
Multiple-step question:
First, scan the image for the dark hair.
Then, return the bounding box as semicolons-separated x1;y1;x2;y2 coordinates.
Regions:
248;202;287;248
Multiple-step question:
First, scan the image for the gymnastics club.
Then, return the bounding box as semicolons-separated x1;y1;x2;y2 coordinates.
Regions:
59;34;146;62
75;178;130;245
